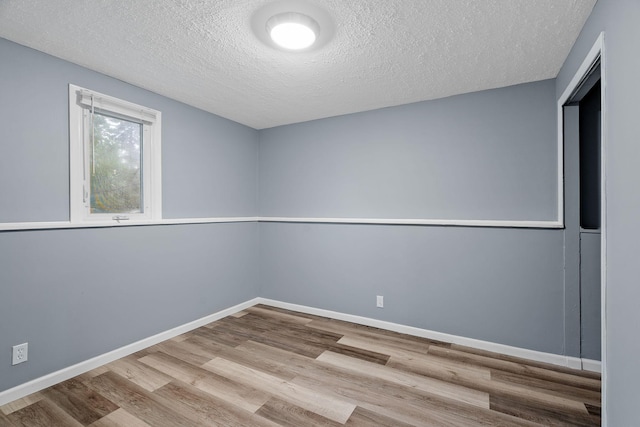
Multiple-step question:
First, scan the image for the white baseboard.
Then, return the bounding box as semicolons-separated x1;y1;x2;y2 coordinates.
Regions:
0;298;260;407
582;358;602;373
257;298;586;371
0;296;595;407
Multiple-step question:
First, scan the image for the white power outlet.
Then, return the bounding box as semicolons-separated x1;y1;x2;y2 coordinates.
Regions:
376;295;384;308
12;343;28;365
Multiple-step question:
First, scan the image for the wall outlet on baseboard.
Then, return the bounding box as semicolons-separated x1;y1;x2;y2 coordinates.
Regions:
376;295;384;308
12;343;28;365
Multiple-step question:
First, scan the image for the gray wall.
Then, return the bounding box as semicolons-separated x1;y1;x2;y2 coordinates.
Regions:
0;223;258;392
259;80;558;221
258;80;568;355
556;0;640;423
260;223;564;353
0;38;259;393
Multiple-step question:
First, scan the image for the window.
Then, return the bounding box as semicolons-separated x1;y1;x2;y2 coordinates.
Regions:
69;85;162;223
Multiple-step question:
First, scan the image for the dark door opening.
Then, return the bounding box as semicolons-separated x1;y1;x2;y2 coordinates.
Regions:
564;61;601;362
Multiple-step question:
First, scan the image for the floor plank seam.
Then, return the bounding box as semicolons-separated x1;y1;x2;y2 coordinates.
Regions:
0;306;601;427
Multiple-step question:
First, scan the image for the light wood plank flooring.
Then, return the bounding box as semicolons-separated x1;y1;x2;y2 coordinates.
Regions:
0;305;601;426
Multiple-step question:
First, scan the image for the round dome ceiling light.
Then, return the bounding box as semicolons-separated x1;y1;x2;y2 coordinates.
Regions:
266;12;320;51
251;2;333;52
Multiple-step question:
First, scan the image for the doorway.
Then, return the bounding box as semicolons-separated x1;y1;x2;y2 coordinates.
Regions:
567;69;602;363
564;60;602;367
558;32;605;379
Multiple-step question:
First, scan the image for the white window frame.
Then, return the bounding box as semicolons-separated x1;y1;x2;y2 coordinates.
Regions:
69;84;162;224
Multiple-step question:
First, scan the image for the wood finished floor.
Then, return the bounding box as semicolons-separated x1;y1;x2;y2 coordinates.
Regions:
0;305;601;426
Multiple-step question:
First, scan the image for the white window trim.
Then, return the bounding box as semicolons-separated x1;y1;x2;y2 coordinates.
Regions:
69;84;162;224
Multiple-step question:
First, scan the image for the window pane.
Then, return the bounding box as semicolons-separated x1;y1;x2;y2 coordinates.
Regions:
90;112;143;214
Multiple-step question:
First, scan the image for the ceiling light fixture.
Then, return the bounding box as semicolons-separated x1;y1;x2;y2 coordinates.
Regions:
266;12;320;50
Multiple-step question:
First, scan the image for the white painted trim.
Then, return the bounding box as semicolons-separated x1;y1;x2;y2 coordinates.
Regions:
257;298;584;370
0;298;260;407
566;356;583;371
257;217;563;229
557;33;604;106
557;94;565;227
0;216;564;231
164;217;258;225
599;32;608;427
149;111;163;221
69;84;84;226
0;217;260;231
582;358;602;373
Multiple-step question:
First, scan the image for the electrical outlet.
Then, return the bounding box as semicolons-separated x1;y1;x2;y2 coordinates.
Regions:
12;343;28;365
376;295;384;308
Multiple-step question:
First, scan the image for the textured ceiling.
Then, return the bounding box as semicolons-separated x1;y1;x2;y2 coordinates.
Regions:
0;0;596;129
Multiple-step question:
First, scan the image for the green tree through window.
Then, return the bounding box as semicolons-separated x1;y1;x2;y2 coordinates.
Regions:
90;112;143;214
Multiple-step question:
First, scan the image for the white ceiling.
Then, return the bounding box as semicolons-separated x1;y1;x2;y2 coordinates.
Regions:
0;0;596;129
